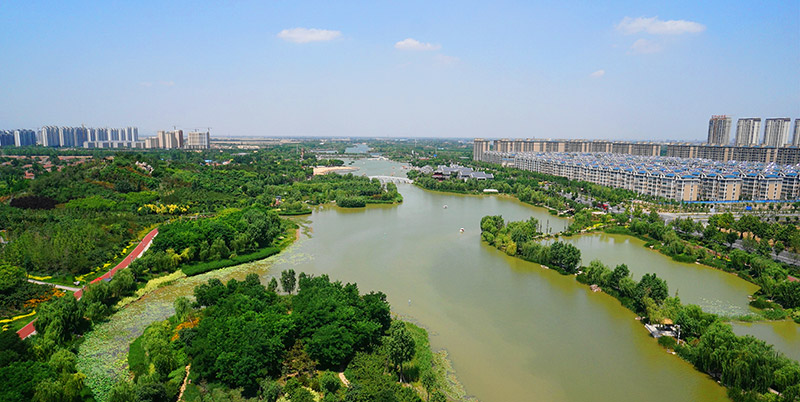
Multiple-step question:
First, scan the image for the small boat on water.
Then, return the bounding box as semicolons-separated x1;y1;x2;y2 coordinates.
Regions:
443;205;448;209
459;228;464;233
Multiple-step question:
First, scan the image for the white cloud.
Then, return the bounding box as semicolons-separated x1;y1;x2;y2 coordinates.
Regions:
590;70;605;78
630;38;662;54
616;16;706;35
394;38;441;51
277;28;342;43
160;81;175;87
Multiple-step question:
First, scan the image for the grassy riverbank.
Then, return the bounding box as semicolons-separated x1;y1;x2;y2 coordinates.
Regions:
403;321;473;402
180;226;297;276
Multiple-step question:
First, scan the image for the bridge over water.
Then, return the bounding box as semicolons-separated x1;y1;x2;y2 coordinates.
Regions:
368;175;413;184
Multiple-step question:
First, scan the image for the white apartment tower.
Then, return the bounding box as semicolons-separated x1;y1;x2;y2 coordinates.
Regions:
707;115;732;145
763;118;791;147
186;131;210;149
793;119;800;146
735;118;761;146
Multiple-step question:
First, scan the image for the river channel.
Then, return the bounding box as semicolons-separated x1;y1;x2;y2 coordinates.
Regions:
79;158;798;402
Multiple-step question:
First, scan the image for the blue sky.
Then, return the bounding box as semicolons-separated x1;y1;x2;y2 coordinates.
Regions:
1;1;798;140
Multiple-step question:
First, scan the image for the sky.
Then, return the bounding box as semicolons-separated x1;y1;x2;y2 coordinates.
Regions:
1;1;798;140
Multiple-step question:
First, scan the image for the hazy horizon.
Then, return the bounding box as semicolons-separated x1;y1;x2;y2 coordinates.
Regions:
1;1;798;140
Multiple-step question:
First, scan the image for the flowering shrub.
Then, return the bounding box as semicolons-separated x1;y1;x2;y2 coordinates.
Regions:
138;203;190;215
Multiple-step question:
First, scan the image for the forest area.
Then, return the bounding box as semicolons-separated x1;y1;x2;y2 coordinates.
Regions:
115;272;453;402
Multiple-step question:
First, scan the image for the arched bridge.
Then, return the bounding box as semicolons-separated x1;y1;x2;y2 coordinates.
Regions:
368;175;413;184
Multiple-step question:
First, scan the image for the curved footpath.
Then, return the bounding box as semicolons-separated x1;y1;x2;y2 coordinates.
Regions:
16;228;159;339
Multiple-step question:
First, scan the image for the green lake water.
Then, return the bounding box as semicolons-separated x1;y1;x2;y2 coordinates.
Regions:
78;158;798;402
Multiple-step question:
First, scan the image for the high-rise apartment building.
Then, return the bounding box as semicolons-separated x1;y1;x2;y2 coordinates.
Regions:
186;131;210;149
735;118;761;146
157;130;184;149
763;118;791;147
793;119;800;147
144;137;160;149
13;129;36;146
124;127;139;142
707;115;732;145
39;126;60;147
0;131;14;146
473;138;491;161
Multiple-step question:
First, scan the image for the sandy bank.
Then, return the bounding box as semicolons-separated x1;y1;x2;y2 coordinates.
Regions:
313;166;359;175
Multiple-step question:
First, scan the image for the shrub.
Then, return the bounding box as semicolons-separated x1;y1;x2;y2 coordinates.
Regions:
748;298;772;310
761;308;787;320
336;197;366;208
657;336;677;349
319;371;341;394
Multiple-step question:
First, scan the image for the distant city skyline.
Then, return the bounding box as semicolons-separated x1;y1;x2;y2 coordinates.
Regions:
1;1;797;139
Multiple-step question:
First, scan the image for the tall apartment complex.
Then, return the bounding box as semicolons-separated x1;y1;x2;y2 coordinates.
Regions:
0;125;213;150
185;131;211;149
473;138;491;161
157;130;184;149
707;115;732;145
665;144;800;165
735;118;761;146
763;118;792;147
484;138;660;157
0;129;37;147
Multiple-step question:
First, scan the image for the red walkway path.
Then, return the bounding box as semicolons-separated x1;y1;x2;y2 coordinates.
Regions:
16;228;158;339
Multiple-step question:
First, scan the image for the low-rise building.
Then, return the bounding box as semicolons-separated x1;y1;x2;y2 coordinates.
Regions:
478;150;800;202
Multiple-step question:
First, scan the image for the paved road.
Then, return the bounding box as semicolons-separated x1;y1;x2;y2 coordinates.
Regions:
26;279;81;292
16;228;158;340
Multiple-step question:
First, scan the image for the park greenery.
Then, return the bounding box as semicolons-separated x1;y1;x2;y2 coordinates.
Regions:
0;145;405;401
408;160;651;213
113;271;456;402
481;215;800;401
605;211;800;316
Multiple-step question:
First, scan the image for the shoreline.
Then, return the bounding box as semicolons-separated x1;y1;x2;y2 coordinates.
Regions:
312;166;359;175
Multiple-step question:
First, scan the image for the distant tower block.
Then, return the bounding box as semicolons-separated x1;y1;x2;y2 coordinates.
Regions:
707;115;731;145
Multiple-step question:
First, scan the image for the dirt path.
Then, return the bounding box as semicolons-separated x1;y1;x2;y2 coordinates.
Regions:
177;364;191;401
338;372;350;387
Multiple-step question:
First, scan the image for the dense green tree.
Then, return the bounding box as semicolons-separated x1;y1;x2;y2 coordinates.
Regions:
281;269;297;294
0;263;25;292
109;380;138;402
0;326;29;367
0;360;54;401
609;264;630;290
320;371;342;394
635;273;668;311
548;242;581;273
421;370;437;401
267;277;279;293
387;321;416;382
48;349;77;374
675;304;719;339
173;296;192;321
136;382;169;402
36;294;85;344
258;378;282;402
289;386;316;402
